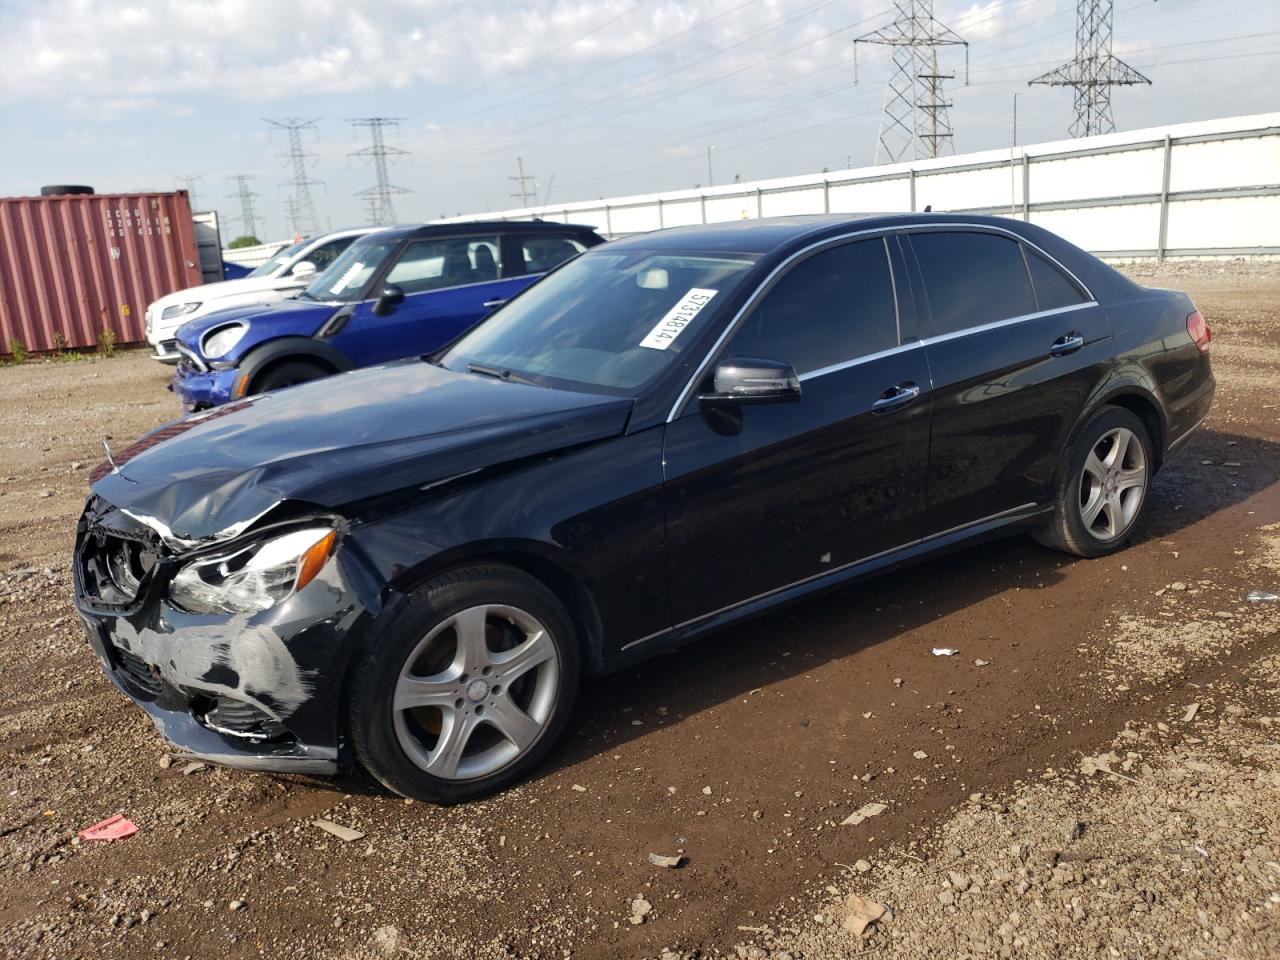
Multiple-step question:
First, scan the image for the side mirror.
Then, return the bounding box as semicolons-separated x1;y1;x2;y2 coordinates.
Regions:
700;357;801;403
291;260;317;279
372;284;405;317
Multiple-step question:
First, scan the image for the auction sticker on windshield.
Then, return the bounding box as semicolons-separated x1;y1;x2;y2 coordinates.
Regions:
639;288;718;351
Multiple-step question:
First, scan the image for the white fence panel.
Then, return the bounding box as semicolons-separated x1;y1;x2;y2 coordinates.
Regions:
438;112;1280;259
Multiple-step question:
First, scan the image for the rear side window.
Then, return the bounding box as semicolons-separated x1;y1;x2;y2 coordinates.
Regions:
911;231;1036;336
1025;248;1088;311
519;235;588;275
725;238;899;376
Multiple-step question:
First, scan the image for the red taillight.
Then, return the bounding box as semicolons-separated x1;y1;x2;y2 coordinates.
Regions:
1187;311;1211;353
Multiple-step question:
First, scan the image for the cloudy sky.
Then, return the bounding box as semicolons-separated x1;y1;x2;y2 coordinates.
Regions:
1;0;1276;239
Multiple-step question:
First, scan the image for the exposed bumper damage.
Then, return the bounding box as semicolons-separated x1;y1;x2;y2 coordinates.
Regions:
74;497;386;774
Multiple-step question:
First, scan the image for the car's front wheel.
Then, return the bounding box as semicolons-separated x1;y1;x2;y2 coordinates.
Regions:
348;564;580;804
252;359;328;395
1035;405;1154;558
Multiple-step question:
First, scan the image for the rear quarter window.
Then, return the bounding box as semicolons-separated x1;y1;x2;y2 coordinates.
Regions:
1025;248;1089;310
911;231;1037;337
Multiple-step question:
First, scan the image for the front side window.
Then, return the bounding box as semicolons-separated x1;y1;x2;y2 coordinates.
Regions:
385;237;501;294
247;241;307;278
304;235;359;271
301;235;400;302
725;238;899;375
519;235;588;275
911;231;1036;337
441;248;759;393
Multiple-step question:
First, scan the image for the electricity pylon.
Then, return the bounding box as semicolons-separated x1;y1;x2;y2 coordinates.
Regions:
265;118;323;236
227;175;261;239
349;118;411;224
855;0;969;164
1029;0;1151;138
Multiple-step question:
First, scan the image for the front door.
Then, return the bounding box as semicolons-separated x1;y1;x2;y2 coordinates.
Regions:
662;236;932;625
332;235;531;365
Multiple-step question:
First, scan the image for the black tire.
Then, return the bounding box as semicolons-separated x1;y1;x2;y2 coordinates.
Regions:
1033;405;1154;558
348;564;581;804
40;185;94;196
251;360;328;395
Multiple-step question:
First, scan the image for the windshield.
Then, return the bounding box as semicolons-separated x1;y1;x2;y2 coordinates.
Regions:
440;248;759;393
247;240;307;278
301;235;400;303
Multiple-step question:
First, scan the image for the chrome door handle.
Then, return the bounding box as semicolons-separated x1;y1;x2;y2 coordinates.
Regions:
482;299;507;309
871;382;921;414
1049;332;1084;357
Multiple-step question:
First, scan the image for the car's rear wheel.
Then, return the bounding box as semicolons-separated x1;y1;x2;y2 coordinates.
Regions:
1034;406;1153;558
252;360;328;395
348;565;580;804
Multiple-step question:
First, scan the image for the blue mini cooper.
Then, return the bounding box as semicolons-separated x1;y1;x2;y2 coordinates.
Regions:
171;221;604;409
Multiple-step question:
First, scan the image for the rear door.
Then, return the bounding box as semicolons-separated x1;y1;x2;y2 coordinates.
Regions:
904;228;1108;535
662;235;932;624
332;235;523;365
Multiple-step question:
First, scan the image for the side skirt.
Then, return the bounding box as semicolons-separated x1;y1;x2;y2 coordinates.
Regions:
602;502;1051;673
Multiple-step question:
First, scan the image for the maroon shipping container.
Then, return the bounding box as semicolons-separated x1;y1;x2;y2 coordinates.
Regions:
0;191;202;354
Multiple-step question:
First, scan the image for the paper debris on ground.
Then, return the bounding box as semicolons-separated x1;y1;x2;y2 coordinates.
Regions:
647;852;685;868
932;647;957;656
841;802;888;826
840;893;886;936
312;819;366;842
1183;703;1200;722
1246;590;1278;602
78;813;138;842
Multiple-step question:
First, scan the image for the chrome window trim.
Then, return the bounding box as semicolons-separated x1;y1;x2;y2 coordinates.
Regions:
919;301;1098;347
797;340;923;382
620;500;1041;652
666;221;1097;423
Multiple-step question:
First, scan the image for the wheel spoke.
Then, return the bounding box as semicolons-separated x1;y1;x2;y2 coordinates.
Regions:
1100;496;1120;538
452;606;491;673
423;709;476;779
1103;430;1129;470
485;695;542;750
393;677;457;713
1081;488;1106;526
491;629;554;685
1083;451;1107;482
1116;466;1146;492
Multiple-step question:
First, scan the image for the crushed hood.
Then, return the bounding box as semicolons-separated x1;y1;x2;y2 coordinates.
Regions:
90;359;633;546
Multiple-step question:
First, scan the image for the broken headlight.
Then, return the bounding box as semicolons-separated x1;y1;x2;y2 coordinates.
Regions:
168;527;337;614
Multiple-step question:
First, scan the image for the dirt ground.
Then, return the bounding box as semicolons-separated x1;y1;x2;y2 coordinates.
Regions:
1;261;1277;960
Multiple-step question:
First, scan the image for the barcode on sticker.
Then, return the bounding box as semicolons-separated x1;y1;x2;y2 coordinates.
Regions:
639;288;718;350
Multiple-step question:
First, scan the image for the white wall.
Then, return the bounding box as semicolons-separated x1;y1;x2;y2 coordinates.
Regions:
438;112;1280;259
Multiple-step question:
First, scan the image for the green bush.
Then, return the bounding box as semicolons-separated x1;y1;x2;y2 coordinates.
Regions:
228;235;262;249
52;331;66;354
97;328;117;357
6;337;27;363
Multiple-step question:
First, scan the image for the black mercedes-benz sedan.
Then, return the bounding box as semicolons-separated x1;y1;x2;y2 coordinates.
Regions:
74;214;1214;803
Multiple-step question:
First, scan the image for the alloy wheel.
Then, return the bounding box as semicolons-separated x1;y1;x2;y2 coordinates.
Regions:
392;604;559;780
1078;426;1147;542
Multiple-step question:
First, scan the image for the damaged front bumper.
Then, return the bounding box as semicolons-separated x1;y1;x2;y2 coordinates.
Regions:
74;497;385;775
172;362;240;412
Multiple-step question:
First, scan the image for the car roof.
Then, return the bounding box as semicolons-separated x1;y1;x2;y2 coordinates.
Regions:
374;220;601;242
602;212;1043;255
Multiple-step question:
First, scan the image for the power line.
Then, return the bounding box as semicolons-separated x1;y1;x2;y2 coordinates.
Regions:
265;118;323;237
1030;0;1151;138
349;118;411;225
855;0;970;163
226;174;260;239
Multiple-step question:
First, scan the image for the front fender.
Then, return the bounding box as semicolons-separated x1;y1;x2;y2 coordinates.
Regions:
237;337;356;392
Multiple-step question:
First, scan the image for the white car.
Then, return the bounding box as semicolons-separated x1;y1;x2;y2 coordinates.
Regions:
145;227;381;363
